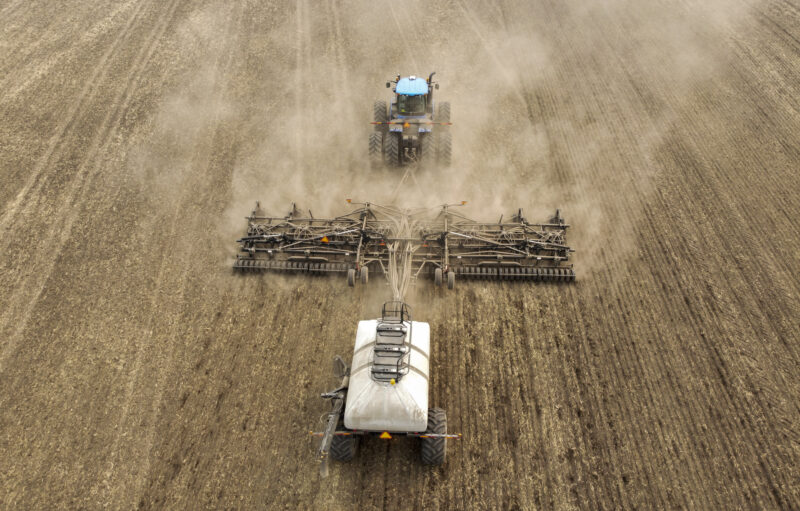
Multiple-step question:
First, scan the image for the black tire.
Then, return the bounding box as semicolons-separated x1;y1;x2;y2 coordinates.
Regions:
447;271;455;290
418;133;433;164
421;408;447;465
436;101;450;123
369;132;383;169
373;100;388;129
385;132;401;166
434;268;443;287
330;433;358;462
360;266;369;284
436;131;451;167
347;268;355;287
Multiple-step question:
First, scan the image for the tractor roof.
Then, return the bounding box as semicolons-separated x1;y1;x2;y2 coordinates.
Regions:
395;76;428;96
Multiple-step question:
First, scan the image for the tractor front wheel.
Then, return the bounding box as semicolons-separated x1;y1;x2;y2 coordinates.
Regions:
374;100;388;128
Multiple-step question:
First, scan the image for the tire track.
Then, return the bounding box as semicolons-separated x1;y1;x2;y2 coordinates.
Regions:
97;3;243;507
0;0;151;240
385;0;420;71
589;8;791;498
0;0;24;20
0;0;179;373
0;0;141;99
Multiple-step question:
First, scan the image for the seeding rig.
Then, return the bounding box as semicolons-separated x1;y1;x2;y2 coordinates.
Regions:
233;201;576;287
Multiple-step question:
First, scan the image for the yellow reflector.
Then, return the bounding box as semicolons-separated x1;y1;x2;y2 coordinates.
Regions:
346;198;351;203
390;378;396;385
403;122;410;128
380;432;392;439
321;236;329;243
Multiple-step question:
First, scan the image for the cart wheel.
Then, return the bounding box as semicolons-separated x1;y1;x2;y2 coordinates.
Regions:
447;271;455;290
421;408;447;465
331;433;359;462
347;268;356;287
360;266;369;284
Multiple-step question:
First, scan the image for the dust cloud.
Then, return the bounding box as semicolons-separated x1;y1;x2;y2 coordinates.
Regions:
131;0;757;284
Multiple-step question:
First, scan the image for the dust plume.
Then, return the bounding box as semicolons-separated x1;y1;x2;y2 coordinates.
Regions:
215;0;758;285
127;0;759;287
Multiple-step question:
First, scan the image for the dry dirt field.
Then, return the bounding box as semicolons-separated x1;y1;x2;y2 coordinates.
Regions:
1;0;799;509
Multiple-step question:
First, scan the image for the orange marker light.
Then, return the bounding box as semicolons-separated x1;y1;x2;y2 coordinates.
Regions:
321;236;329;243
403;122;410;128
346;199;352;203
380;432;392;439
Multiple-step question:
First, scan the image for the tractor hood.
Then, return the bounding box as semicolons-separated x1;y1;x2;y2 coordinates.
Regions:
395;76;428;96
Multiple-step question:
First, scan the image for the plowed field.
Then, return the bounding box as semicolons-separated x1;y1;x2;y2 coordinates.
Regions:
1;0;799;509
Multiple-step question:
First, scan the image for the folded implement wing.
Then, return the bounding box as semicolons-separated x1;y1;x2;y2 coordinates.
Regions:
234;202;575;283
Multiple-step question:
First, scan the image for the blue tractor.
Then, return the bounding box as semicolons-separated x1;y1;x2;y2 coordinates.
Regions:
370;72;451;168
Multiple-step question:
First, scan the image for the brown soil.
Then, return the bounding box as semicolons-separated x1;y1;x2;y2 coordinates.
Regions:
1;0;799;509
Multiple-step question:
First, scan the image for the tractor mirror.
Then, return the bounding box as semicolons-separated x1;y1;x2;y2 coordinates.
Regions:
386;82;391;88
332;355;348;378
435;83;439;89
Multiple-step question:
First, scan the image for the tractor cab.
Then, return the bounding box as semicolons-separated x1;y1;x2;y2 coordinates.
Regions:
397;93;426;116
372;72;449;167
394;76;429;116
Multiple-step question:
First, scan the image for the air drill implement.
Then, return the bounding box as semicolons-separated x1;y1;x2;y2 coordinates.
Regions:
234;201;576;286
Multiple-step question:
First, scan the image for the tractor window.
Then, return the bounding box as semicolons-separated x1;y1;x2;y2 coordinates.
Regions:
397;94;426;115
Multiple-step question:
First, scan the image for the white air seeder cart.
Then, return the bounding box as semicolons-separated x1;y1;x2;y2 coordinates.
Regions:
312;302;460;477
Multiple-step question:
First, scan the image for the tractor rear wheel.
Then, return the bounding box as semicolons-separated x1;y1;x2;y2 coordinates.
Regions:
437;101;451;123
369;132;383;168
331;433;358;462
436;131;451;166
418;133;434;165
373;100;388;128
421;408;447;465
385;132;401;167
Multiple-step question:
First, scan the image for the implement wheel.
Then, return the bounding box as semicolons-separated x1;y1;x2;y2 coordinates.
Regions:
360;266;369;284
347;268;356;287
421;408;447;465
434;268;443;287
447;271;455;290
